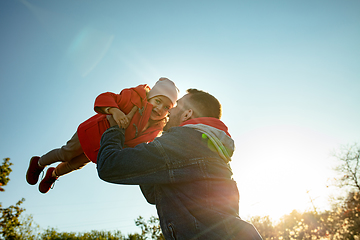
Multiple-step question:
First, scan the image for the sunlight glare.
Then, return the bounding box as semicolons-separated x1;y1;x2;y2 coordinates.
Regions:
232;125;340;220
66;26;114;77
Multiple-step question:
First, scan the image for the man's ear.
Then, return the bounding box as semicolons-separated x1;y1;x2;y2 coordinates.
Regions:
181;109;194;122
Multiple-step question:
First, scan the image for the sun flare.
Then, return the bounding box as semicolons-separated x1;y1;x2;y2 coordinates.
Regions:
231;125;340;220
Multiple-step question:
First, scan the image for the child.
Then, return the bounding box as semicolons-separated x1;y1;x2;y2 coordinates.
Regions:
26;78;178;193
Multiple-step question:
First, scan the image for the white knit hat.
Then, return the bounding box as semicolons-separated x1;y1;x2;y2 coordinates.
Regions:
148;77;179;105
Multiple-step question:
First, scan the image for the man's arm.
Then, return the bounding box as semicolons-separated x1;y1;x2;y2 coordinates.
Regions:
97;125;170;185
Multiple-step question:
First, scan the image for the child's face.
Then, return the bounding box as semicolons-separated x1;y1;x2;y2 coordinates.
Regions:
148;95;173;121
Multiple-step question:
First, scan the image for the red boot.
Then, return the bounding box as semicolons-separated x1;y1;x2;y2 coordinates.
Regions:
26;156;44;185
39;167;58;194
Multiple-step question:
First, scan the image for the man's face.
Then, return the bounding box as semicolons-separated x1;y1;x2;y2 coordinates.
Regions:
163;94;189;131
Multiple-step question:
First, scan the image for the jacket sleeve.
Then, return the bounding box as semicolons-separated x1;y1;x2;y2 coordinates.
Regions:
139;185;156;205
94;92;123;114
96;125;172;185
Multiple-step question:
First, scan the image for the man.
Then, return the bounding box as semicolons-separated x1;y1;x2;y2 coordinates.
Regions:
97;89;262;239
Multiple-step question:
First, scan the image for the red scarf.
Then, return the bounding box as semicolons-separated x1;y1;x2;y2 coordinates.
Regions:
180;117;231;137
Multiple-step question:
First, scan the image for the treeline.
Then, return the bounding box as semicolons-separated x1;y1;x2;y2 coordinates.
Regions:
4;191;359;240
1;143;359;239
251;190;359;239
248;143;360;239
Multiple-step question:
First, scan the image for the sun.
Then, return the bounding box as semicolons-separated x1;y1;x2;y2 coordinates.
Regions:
230;125;340;220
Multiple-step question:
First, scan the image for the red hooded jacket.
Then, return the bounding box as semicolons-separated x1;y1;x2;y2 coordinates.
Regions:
77;84;163;163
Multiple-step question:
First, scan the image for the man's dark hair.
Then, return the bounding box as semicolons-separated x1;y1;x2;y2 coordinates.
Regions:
185;89;222;119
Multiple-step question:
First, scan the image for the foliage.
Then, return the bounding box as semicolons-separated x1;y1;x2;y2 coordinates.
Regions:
249;143;360;239
0;156;154;239
250;194;360;240
330;191;360;239
41;228;126;240
36;216;165;239
135;216;164;240
0;158;28;240
17;215;41;240
249;216;277;240
0;198;25;240
0;158;12;192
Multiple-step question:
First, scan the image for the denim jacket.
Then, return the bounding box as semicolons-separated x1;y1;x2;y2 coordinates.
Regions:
97;124;262;240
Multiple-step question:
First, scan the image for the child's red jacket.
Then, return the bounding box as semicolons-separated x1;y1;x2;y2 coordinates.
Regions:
77;84;162;163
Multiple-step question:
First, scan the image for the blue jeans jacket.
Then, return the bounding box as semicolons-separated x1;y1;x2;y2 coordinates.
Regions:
97;125;262;240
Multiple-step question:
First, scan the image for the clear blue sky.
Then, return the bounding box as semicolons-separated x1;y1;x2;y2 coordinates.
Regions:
1;0;359;235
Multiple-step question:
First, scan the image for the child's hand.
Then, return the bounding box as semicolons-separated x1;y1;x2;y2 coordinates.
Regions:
109;108;130;129
126;106;138;121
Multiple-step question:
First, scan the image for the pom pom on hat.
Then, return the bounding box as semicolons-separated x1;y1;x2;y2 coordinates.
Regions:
148;77;179;105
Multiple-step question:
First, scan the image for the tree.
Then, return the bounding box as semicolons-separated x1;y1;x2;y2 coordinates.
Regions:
39;216;165;240
135;216;164;240
0;198;25;240
0;158;158;240
333;143;360;191
38;220;163;240
249;144;360;239
41;228;126;240
249;216;277;240
17;215;40;240
0;158;21;239
0;158;27;239
0;158;12;192
0;158;39;240
329;143;360;239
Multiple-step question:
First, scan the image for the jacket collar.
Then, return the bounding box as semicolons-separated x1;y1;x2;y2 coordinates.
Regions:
180;117;234;162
